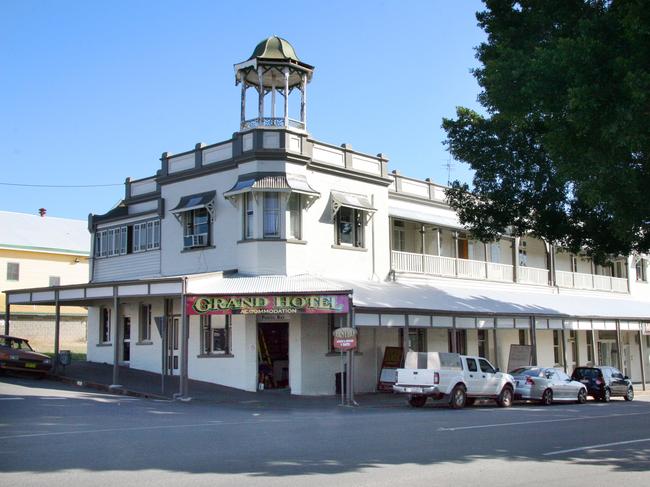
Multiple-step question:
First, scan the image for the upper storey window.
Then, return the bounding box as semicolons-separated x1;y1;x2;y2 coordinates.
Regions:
224;173;319;241
94;220;160;258
330;191;376;249
171;191;216;250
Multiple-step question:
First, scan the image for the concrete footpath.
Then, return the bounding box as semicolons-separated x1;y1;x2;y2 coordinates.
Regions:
53;361;406;409
52;361;650;409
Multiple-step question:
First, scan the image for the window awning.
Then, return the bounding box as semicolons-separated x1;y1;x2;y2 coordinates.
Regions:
171;191;215;222
223;173;320;199
330;190;377;220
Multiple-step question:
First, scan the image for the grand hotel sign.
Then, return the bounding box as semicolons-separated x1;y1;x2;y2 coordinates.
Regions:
186;294;349;316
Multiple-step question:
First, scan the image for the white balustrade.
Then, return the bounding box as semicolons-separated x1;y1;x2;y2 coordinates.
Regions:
555;270;575;288
457;259;487;279
593;275;612;291
573;272;593;289
611;277;629;293
517;266;549;285
487;262;514;282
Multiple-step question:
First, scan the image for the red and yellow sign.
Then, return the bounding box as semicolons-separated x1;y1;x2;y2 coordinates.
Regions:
186;294;349;316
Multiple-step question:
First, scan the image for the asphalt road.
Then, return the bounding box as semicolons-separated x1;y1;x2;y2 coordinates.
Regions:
1;376;649;487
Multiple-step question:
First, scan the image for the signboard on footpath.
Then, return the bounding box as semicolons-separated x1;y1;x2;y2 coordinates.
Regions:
186;294;349;316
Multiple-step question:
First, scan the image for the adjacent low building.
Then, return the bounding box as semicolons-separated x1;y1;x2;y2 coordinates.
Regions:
1;210;89;350
4;38;649;397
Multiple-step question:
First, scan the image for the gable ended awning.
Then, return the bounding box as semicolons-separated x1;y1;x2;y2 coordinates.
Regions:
330;190;377;220
223;173;320;200
171;191;216;221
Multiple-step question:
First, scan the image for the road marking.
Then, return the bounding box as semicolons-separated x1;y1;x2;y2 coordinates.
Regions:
0;418;299;440
543;438;650;456
437;411;650;431
0;397;24;401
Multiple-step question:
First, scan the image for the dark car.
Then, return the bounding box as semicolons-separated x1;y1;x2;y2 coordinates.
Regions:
0;335;51;376
571;366;634;402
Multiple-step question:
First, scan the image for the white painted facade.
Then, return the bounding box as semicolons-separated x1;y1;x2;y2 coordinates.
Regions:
8;39;650;397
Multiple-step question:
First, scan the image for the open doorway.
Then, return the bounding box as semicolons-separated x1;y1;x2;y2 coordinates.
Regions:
257;322;289;390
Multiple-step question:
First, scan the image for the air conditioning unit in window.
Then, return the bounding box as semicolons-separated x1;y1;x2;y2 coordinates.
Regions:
184;233;208;248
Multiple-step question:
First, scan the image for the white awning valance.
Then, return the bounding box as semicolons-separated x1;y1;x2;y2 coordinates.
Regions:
330;191;376;220
224;173;320;199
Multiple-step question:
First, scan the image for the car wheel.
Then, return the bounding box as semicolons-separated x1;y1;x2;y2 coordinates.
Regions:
449;385;466;409
602;387;611;403
408;395;427;408
497;386;513;408
577;388;587;404
541;388;553;406
465;398;476;407
624;387;634;402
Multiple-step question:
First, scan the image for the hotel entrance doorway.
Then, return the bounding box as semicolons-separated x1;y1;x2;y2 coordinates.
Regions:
257;322;289;390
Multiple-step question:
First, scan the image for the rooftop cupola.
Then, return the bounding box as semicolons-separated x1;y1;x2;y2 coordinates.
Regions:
235;36;314;132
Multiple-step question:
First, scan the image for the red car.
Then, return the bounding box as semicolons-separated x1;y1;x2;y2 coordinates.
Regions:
0;335;52;376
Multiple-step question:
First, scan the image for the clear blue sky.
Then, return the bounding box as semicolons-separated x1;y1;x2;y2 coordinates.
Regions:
0;0;485;220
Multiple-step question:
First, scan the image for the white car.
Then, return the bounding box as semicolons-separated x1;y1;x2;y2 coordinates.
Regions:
393;352;515;409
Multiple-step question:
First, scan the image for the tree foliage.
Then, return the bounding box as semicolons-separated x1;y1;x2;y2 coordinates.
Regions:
443;0;650;261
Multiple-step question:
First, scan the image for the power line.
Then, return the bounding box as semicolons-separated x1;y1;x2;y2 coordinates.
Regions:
0;182;122;188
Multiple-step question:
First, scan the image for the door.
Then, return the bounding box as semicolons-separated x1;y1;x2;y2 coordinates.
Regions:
122;317;131;363
478;358;500;395
167;316;180;376
458;239;469;259
610;368;627;395
464;358;483;396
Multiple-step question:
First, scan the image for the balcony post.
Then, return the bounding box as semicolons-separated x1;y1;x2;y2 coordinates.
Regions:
513;236;520;283
420;225;426;272
300;73;307;126
436;228;441;256
453;232;459;277
484;242;489;280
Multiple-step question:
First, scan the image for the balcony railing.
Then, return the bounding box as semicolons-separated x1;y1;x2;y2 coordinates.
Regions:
392;250;629;293
241;118;305;130
392;251;517;284
556;270;629;293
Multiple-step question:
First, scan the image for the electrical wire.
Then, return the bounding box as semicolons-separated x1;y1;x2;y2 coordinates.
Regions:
0;182;122;188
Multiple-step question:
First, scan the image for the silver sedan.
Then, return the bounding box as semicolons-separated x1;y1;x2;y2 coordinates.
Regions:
511;367;587;405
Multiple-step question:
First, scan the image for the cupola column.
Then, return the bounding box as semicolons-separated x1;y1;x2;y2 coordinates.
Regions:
283;67;290;126
240;81;246;127
300;73;307;126
271;80;276;119
257;66;265;123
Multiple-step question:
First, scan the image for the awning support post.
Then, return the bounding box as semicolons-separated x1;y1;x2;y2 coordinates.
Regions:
561;320;568;373
529;315;537;365
615;320;624;372
638;328;646;390
591;328;598;366
178;279;191;401
492;327;499;369
111;286;121;387
53;291;61;374
4;301;10;335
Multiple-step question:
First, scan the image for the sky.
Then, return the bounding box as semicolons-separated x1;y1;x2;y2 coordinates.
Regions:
0;0;486;221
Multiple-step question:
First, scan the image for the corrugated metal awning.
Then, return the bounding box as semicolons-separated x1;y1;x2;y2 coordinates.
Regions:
171;191;216;213
331;191;376;220
224;173;320;199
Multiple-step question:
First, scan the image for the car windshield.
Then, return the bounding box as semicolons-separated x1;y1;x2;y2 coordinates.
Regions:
9;339;33;351
573;368;600;379
510;367;543;377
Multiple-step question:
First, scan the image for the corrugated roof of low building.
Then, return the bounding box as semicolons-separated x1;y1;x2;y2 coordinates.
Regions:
0;211;90;256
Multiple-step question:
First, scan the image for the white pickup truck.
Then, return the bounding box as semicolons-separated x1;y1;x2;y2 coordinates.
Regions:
393;351;516;409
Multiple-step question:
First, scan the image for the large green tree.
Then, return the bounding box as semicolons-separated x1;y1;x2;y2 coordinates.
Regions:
443;0;650;261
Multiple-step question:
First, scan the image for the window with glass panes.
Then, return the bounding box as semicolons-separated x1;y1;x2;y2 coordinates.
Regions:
392;220;406;251
100;307;111;343
183;208;210;248
263;193;280;237
200;315;231;355
553;330;563;365
286;193;301;240
336;206;364;248
244;192;255;239
399;328;427;352
6;262;19;281
478;329;488;358
139;304;152;342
